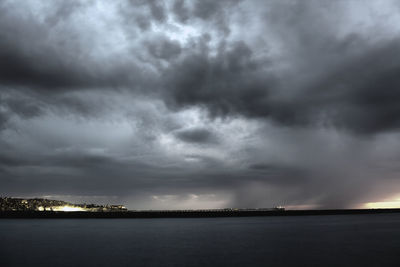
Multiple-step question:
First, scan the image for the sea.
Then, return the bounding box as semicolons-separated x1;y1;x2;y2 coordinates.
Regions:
1;213;399;267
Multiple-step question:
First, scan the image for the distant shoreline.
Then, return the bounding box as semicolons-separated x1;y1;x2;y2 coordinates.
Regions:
1;209;400;219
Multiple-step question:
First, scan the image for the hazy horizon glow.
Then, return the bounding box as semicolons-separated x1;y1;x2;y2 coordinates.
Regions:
364;195;400;209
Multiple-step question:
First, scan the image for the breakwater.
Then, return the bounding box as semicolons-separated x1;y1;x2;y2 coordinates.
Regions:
1;208;400;218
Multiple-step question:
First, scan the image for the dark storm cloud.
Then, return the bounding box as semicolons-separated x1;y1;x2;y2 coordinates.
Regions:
192;0;240;20
0;147;233;198
123;0;167;31
163;1;400;135
44;0;85;25
129;0;168;23
1;0;400;209
0;92;43;131
0;37;136;91
165;41;275;118
230;38;400;135
4;97;43;119
147;0;167;23
0;0;155;126
305;40;400;134
172;0;190;23
146;36;182;60
0;2;146;91
0;48;108;90
0;14;81;90
3;0;399;136
172;0;241;34
0;111;7;130
0;154;29;167
174;127;218;144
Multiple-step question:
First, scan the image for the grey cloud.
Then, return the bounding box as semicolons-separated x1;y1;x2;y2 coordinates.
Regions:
255;0;400;134
309;41;400;134
4;97;43;119
174;127;218;144
0;91;43;131
0;154;29;168
163;1;400;135
262;38;400;135
192;0;229;20
192;0;241;34
1;0;400;209
0;111;7;130
134;14;152;31
0;36;138;91
146;37;182;60
0;2;148;92
0;9;81;89
44;0;85;25
148;0;167;23
124;0;166;31
172;0;189;23
170;0;241;34
165;41;275;118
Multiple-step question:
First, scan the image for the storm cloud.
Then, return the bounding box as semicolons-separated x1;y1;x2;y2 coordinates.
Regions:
174;127;218;144
1;0;400;209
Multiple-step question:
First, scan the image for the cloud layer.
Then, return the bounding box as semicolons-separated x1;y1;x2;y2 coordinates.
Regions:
1;0;400;209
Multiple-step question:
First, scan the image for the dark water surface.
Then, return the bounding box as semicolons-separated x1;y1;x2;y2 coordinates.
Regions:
1;214;400;267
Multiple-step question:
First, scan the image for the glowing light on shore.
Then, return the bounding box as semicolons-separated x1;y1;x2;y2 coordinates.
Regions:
52;206;86;212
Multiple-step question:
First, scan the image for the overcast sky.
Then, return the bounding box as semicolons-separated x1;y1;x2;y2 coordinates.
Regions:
1;0;400;209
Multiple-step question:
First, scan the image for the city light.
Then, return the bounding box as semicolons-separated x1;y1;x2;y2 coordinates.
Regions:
52;206;86;212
